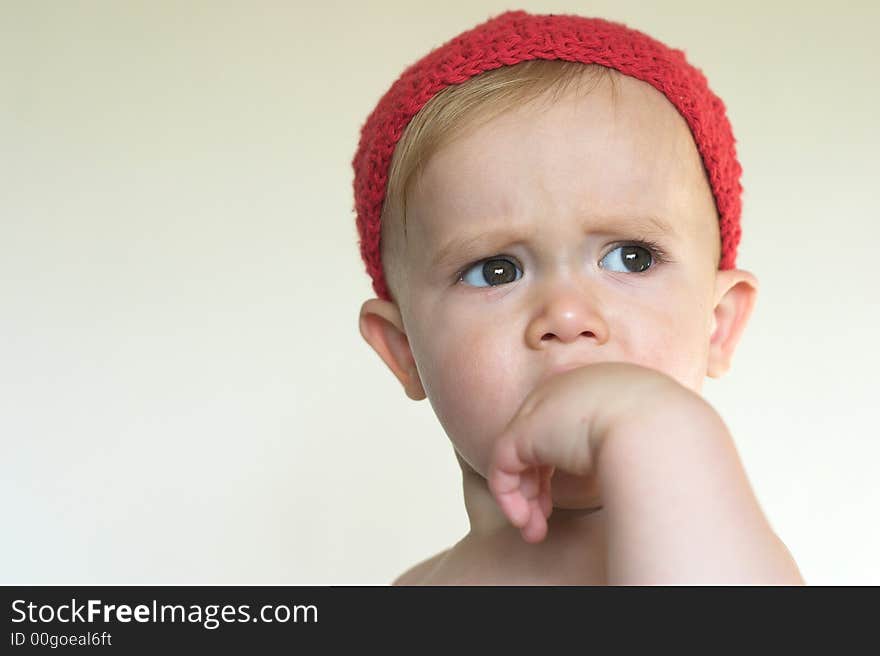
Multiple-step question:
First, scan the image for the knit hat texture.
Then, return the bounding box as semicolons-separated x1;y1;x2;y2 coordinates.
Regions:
352;10;743;301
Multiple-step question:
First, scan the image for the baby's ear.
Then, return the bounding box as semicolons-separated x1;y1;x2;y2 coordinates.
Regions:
706;269;759;378
359;299;426;400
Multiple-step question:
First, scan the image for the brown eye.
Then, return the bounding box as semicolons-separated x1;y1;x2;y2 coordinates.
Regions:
460;257;522;287
600;244;654;273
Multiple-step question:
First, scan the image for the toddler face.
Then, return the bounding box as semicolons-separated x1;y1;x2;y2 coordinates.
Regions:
389;74;726;489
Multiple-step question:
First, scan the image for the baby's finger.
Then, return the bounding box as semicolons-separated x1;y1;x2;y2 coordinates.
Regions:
520;499;548;543
490;430;532;474
489;465;530;529
492;483;530;528
488;435;532;525
489;430;555;530
538;466;553;519
519;468;541;500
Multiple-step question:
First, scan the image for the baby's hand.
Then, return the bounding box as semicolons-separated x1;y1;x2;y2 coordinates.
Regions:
487;361;691;543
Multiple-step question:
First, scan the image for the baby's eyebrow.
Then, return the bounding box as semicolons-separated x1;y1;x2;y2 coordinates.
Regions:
430;214;677;269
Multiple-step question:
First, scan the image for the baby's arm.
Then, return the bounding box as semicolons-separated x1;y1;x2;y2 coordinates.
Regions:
596;396;804;584
488;362;804;585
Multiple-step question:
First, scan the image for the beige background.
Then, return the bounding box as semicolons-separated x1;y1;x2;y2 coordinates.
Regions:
2;0;878;584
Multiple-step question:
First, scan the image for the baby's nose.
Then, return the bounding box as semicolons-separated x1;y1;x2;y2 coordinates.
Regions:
525;287;609;348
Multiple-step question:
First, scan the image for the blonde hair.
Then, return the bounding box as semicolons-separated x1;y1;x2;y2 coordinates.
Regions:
379;59;621;303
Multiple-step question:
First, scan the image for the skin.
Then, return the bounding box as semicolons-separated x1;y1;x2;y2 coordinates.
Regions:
358;74;784;584
486;361;803;583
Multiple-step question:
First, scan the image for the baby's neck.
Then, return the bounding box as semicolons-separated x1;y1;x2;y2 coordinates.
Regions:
448;460;607;584
427;505;606;585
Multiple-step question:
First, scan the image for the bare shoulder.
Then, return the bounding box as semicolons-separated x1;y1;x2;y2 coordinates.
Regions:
392;550;451;586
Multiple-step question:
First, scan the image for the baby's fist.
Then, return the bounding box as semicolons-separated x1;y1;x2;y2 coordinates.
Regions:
487;361;685;543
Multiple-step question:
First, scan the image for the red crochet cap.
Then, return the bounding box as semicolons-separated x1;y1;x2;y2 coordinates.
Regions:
352;10;743;301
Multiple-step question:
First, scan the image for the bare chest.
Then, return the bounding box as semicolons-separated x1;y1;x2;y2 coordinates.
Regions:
417;533;607;586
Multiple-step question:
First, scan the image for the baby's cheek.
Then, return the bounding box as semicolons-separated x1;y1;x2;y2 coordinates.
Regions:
420;339;523;476
633;317;708;391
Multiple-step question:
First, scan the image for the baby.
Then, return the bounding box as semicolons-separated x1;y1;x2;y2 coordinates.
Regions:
352;10;804;585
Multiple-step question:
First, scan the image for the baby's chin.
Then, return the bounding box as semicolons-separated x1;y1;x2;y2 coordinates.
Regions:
551;471;604;510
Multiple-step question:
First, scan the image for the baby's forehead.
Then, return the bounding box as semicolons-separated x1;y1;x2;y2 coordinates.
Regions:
396;75;719;269
404;187;718;271
409;162;707;252
412;88;704;224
